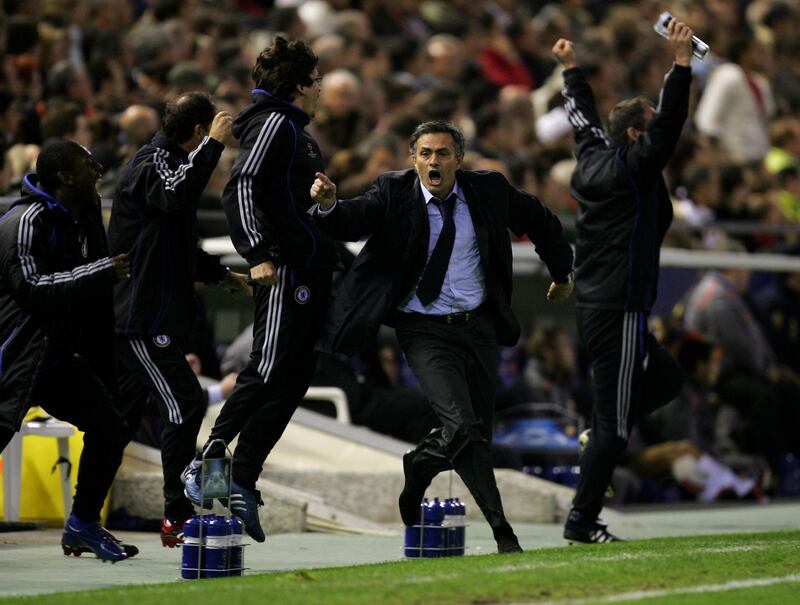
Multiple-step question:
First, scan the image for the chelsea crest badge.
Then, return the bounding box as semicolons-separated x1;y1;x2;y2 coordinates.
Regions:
294;286;310;304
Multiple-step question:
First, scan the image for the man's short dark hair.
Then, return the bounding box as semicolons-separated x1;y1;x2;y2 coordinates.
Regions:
161;92;216;144
36;139;85;190
252;36;318;102
409;121;465;157
607;96;651;147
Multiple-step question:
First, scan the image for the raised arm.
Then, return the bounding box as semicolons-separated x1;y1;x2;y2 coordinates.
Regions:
132;112;231;214
553;39;610;157
628;19;693;176
310;172;386;241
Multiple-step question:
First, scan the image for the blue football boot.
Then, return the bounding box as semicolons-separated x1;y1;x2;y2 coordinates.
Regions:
62;516;129;562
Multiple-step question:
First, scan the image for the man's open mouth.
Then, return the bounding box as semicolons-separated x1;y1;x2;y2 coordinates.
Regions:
429;169;442;186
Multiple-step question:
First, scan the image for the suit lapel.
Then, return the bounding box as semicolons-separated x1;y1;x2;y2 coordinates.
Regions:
458;174;491;269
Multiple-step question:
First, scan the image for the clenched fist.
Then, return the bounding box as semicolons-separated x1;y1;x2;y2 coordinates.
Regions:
209;111;235;146
310;172;337;210
111;253;130;282
552;39;577;70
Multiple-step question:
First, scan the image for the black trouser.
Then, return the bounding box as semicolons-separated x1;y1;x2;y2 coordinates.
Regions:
204;266;331;491
15;357;128;523
114;334;207;521
395;311;511;533
570;308;684;526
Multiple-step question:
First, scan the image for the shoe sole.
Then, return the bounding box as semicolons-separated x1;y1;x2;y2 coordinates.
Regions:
61;542;127;562
161;534;183;548
71;544;139;557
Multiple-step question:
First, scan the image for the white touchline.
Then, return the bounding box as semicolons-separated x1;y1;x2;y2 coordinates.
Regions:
533;573;800;605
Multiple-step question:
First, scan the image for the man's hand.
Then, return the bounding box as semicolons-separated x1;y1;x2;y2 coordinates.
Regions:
552;39;577;70
209;111;234;145
111;253;130;282
547;279;574;302
310;172;337;210
250;261;277;286
668;18;693;67
223;271;252;296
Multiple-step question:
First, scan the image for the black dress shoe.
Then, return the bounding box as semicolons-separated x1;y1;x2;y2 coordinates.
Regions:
494;523;523;553
497;536;523;553
398;451;426;526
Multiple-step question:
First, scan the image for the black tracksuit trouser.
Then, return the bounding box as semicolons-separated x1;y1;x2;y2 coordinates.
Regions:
0;356;129;523
204;265;331;491
114;334;207;521
569;308;684;527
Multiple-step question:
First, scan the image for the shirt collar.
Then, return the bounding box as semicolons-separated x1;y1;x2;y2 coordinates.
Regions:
419;179;462;205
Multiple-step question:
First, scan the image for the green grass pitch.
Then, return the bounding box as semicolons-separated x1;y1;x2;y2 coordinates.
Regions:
2;530;798;605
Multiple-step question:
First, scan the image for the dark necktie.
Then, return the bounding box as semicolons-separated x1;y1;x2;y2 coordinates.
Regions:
416;194;456;306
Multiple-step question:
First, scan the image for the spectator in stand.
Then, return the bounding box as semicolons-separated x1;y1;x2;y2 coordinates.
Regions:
752;255;800;376
674;165;722;229
629;332;766;503
765;117;800;175
311;69;370;159
680;259;800;474
40;102;93;149
695;30;775;165
476;11;534;90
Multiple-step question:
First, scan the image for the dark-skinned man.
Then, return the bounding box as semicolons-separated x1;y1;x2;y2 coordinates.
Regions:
0;140;133;562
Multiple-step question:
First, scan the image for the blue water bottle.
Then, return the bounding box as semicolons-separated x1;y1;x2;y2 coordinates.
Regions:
443;499;457;557
204;515;230;577
422;498;445;557
181;515;203;579
404;497;427;558
226;516;244;576
455;498;466;556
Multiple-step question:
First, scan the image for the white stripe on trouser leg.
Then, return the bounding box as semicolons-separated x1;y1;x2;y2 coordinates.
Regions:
257;266;284;380
621;312;638;439
129;338;183;424
257;266;286;381
623;312;641;435
616;312;637;439
615;314;629;439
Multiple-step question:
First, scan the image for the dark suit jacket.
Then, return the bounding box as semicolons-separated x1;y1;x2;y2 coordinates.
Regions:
314;168;574;354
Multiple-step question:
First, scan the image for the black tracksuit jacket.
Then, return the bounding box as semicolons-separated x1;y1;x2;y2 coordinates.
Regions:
108;132;228;341
563;64;691;312
0;175;117;430
222;91;337;271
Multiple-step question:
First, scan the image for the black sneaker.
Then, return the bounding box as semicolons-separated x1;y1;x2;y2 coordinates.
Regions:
398;451;428;526
226;481;265;543
563;519;622;544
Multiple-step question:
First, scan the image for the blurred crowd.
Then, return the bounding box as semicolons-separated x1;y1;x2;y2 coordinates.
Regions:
1;0;799;250
1;0;799;502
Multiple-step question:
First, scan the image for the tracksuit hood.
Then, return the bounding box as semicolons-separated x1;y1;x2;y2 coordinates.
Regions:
233;90;310;140
17;173;69;214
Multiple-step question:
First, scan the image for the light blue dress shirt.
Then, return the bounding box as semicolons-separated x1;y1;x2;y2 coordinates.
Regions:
399;180;486;314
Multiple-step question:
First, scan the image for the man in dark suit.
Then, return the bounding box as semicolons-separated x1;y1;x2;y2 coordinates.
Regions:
310;121;574;553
